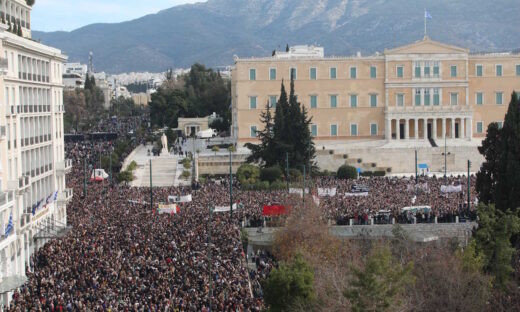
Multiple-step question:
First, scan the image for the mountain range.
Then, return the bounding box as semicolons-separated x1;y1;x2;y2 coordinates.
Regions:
32;0;520;74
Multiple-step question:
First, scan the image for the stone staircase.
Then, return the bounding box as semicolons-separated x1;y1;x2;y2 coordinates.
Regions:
138;157;178;187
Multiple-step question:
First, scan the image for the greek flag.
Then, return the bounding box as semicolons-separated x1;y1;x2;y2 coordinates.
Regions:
425;11;432;19
5;213;13;237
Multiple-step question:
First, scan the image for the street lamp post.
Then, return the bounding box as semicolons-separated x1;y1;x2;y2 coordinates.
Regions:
467;160;471;212
83;159;87;197
441;134;451;185
208;205;214;312
415;150;418;183
229;149;233;220
149;159;153;211
285;152;289;191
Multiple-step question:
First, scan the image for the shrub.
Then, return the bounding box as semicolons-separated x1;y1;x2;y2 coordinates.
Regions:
181;170;191;180
237;164;260;185
212;146;220;155
127;161;138;172
261;166;283;183
329;150;334;155
271;180;286;190
337;165;358;180
117;170;134;183
372;163;377;168
343;154;348;159
288;168;302;182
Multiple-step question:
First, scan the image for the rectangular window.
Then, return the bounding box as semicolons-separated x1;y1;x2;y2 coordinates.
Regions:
415;62;421;78
476;65;483;77
311;124;317;137
269;95;277;108
415;89;421;106
330;95;337;108
350;124;358;136
370;123;377;136
250;126;257;138
310;95;317;109
433;88;440;105
476;122;483;134
476;92;483;105
350;67;357;79
269;68;277;80
350;94;358;108
497;121;503;129
424;63;431;77
370;66;377;79
330;67;337;79
290;68;297;80
424;89;431;106
370;94;377;107
496;65;502;77
496;92;503;105
249;96;257;109
397;94;404;107
330;124;337;136
433;61;440;77
310;67;317;80
397;66;404;78
516;65;520;76
450;93;458;106
450;65;457;77
249;68;256;81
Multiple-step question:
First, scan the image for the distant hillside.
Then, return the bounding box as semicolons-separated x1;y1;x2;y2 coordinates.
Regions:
32;0;520;73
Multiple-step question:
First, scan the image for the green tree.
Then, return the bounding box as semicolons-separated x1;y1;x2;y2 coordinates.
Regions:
111;96;138;117
149;88;187;128
337;165;358;180
245;101;276;166
473;204;520;287
476;122;501;205
263;254;316;312
260;166;283;183
211;145;220;155
236;164;260;185
345;246;414;312
26;0;35;6
64;89;87;132
495;92;520;212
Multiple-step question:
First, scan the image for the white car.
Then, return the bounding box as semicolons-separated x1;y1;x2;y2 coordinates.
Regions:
196;129;217;139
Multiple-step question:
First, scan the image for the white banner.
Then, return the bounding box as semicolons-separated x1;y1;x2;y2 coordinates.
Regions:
158;204;179;214
441;185;462;193
345;192;369;197
318;188;337;197
214;203;239;213
168;195;193;203
289;188;309;196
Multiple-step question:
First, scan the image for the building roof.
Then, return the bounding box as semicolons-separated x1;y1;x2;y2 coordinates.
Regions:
385;36;469;55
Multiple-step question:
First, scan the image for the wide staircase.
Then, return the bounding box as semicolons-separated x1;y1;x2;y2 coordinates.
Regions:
138;158;178;187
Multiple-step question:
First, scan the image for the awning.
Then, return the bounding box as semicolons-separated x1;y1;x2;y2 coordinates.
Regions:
0;275;27;293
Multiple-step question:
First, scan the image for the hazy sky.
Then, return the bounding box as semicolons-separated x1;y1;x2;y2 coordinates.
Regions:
32;0;206;32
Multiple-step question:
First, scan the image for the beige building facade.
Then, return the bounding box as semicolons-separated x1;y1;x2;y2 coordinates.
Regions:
231;38;520;145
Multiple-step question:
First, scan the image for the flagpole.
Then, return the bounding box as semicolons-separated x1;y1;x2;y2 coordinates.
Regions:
424;9;427;37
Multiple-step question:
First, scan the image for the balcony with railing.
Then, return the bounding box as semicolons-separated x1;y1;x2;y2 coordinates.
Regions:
0;191;15;211
57;188;73;204
56;159;72;175
8;175;30;193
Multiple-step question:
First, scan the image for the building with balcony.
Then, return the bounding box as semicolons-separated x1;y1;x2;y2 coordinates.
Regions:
231;38;520;145
0;0;70;307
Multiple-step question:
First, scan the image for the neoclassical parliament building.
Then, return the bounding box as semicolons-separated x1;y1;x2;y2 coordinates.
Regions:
231;37;520;145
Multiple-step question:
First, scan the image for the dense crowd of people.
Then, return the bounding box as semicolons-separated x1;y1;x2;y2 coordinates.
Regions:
5;114;479;310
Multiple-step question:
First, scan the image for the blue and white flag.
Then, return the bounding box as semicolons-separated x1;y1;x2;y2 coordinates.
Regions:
425;11;432;19
5;213;13;237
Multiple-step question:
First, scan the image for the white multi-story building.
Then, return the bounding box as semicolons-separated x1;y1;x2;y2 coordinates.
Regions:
0;0;72;307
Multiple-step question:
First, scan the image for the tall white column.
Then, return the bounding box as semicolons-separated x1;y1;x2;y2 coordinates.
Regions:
451;118;456;139
460;118;465;139
386;118;392;141
467;117;473;141
423;118;428;140
414;118;419;140
433;118;437;140
405;119;410;139
442;118;446;139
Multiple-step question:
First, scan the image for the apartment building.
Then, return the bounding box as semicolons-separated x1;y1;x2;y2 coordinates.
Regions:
231;37;520;144
0;0;72;307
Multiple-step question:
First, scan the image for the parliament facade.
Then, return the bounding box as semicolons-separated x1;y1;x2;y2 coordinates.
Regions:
231;38;520;144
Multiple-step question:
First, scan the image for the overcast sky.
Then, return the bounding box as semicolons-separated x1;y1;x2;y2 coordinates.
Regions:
32;0;206;32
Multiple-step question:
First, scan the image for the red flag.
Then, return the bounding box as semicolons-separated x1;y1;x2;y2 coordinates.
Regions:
263;205;289;216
